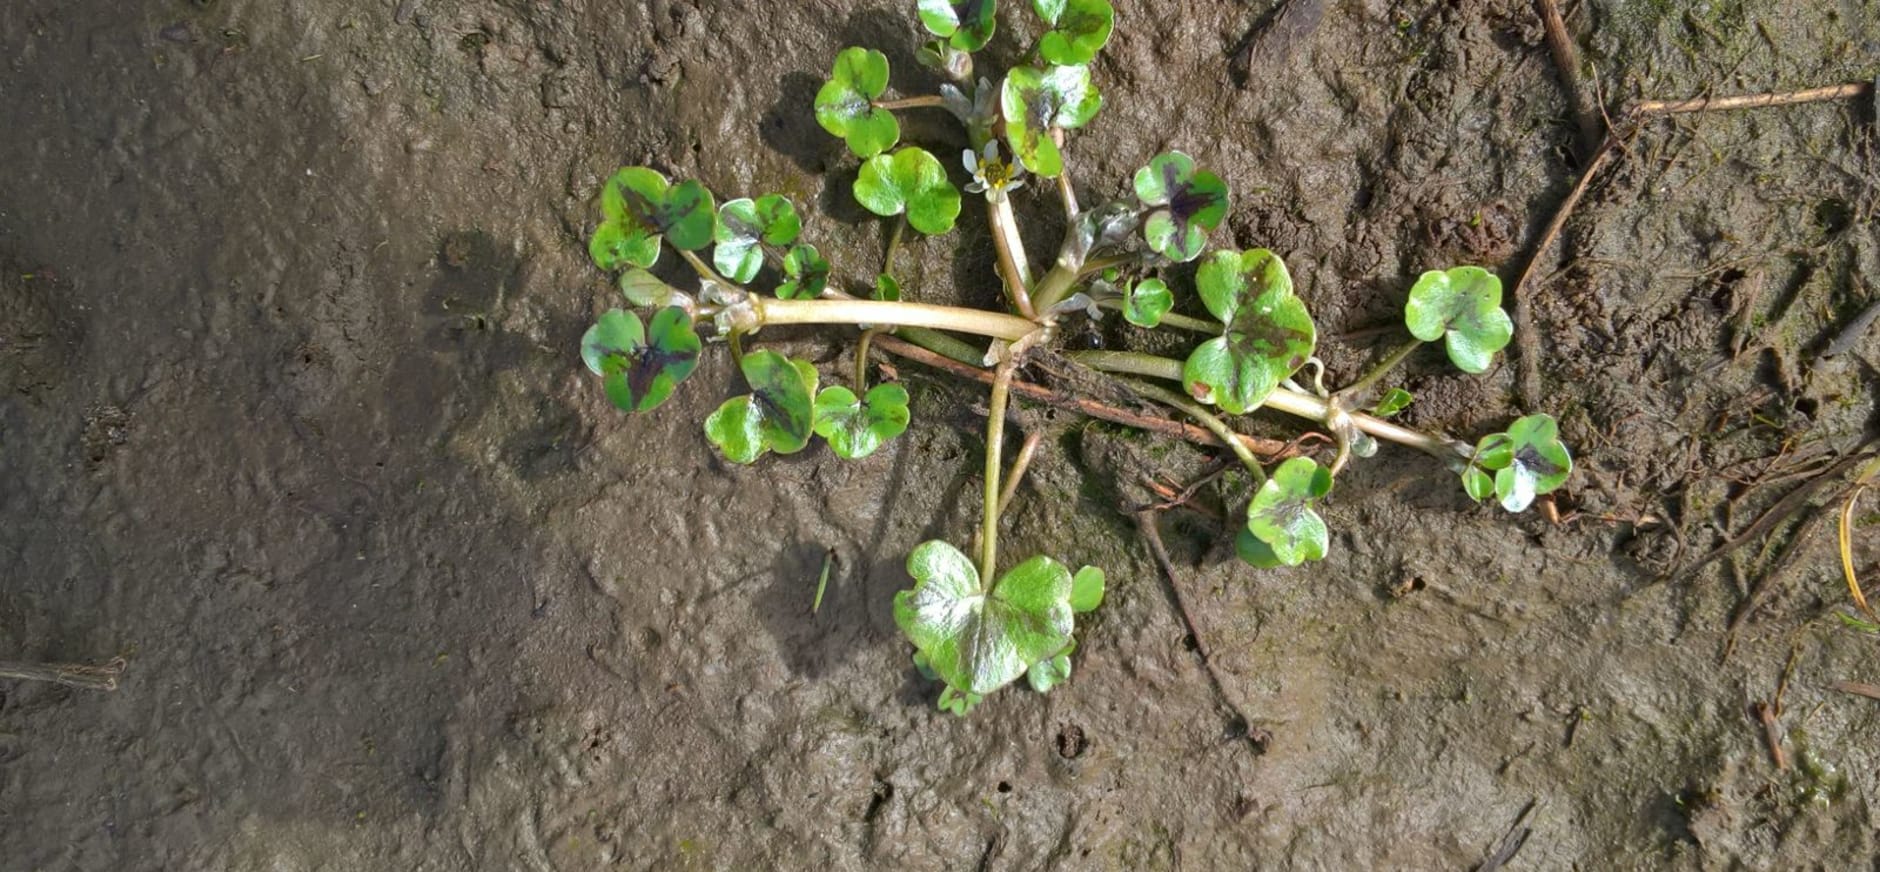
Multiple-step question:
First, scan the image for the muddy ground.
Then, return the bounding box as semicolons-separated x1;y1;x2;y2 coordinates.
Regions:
3;0;1878;869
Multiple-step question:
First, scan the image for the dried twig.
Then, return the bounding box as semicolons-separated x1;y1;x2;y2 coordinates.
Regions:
1474;799;1540;872
1533;0;1599;156
873;335;1299;458
1634;82;1874;116
1830;681;1880;702
0;658;126;691
1754;701;1787;770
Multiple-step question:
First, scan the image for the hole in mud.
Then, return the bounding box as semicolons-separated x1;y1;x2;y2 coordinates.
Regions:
995;781;1013;794
1180;634;1198;652
1055;724;1088;759
863;781;893;822
1813;199;1851;235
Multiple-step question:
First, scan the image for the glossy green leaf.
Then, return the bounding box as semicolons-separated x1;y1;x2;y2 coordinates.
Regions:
1133;152;1229;262
1235;527;1285;568
703;350;819;463
853;147;962;235
1182;249;1316;413
1070;565;1104;613
814;48;900;158
1123;278;1172;328
812;383;911;459
580;307;701;413
1404;266;1514;374
713;195;801;283
1000;65;1102;178
777;244;830;300
1033;0;1113;65
590;167;716;269
1372;388;1414;418
1026;644;1073;693
1461;465;1496;502
1244;457;1333;566
874;273;902;302
918;0;997;52
894;541;1075;696
1469;414;1572;512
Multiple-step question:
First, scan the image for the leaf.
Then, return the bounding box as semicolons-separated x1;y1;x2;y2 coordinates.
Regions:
1000;65;1102;178
894;541;1075;696
1123;278;1172;328
1133;152;1229;262
853;147;962;235
618;268;680;307
813;383;911;459
777;244;830;299
1404;266;1514;374
1461;465;1496;502
703;350;819;463
1372;388;1414;418
874;273;902;301
1033;0;1113;65
591;167;717;269
917;0;997;52
1244;456;1333;566
1070;565;1104;613
580;307;702;413
1469;414;1572;512
938;684;985;715
1235;527;1285;569
713;195;801;283
1026;645;1073;693
814;47;900;158
1182;249;1317;413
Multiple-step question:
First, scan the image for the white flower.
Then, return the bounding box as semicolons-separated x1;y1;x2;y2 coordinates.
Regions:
963;141;1026;203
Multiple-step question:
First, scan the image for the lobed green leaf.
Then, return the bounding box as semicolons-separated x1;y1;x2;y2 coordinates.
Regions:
1123;278;1173;328
894;542;1076;696
1034;0;1114;65
1000;65;1102;178
713;195;801;283
581;307;701;413
1133;152;1229;262
853;147;962;235
918;0;998;52
777;244;830;299
1244;456;1334;566
1182;249;1316;413
703;350;819;463
815;48;900;158
812;383;911;459
1404;266;1514;374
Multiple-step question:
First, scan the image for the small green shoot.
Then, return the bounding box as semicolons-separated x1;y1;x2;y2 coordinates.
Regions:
813;384;912;459
1372;388;1414;417
714;195;801;283
1404;266;1514;374
591;168;716;270
618;268;680;308
580;307;702;412
1243;456;1334;566
815;48;900;158
1001;65;1102;177
1464;413;1572;512
1069;564;1105;612
1122;278;1172;328
778;244;831;299
1133;152;1228;262
1033;0;1114;65
813;547;835;614
704;350;819;463
874;273;902;301
918;0;998;52
894;540;1075;698
854;147;963;235
1183;249;1316;413
1026;640;1073;692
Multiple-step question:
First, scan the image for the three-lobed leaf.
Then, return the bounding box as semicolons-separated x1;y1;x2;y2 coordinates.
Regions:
894;541;1075;696
813;383;912;459
704;350;819;463
1000;65;1102;178
1132;152;1229;262
918;0;998;52
1182;249;1317;414
1244;457;1334;566
1467;413;1572;512
1372;388;1414;418
580;307;702;413
1033;0;1114;65
777;244;830;299
815;47;900;158
1123;278;1173;328
1404;266;1514;374
713;195;801;283
591;168;717;270
853;147;962;235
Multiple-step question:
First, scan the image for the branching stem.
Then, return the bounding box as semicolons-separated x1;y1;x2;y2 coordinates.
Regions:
1115;377;1263;478
1340;337;1423;400
1094;299;1218;334
980;355;1019;584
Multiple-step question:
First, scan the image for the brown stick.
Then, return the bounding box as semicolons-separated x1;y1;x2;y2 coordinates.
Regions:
872;335;1298;458
1830;681;1880;702
0;658;126;691
1134;510;1265;752
1754;701;1788;770
1534;0;1599;156
1635;82;1874;117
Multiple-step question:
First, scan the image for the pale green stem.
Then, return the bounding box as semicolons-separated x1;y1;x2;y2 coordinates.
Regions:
1114;377;1263;477
1029;263;1081;315
1341;337;1424;399
980;357;1019;583
1067;350;1468;460
1094;299;1219;334
872;95;949;110
883;216;906;276
854;328;881;392
678;248;726;286
987;196;1036;318
1078;253;1140;278
753;298;1038;341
